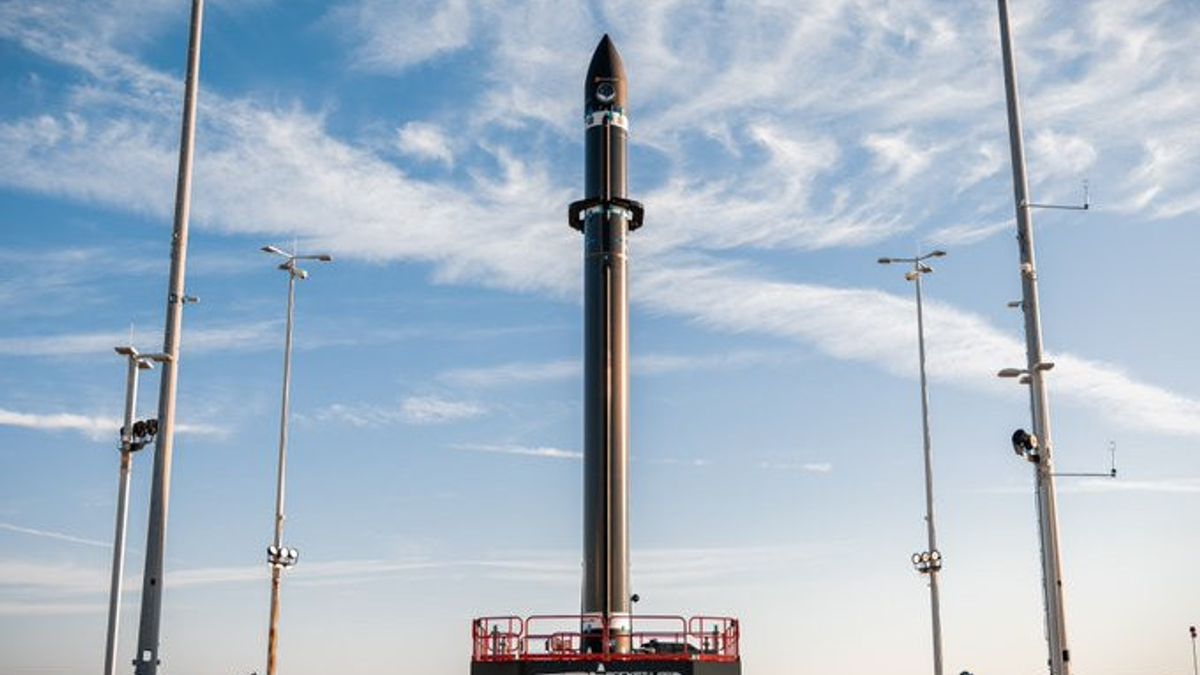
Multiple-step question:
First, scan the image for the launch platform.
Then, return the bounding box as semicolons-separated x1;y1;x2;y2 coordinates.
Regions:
470;615;741;675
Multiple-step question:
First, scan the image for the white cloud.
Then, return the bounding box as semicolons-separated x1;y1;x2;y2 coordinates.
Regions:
1030;130;1098;178
0;407;222;440
636;265;1200;437
440;350;792;388
1;0;1198;444
756;461;834;473
451;443;582;460
1064;477;1200;494
328;0;472;72
0;522;110;549
928;219;1013;246
402;395;486;424
314;396;486;427
440;359;578;388
862;130;935;184
0;322;277;358
396;121;454;166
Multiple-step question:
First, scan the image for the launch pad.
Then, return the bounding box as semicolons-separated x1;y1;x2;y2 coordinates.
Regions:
470;615;741;675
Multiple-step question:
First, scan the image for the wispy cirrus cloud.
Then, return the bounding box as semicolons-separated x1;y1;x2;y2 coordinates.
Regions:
450;443;582;461
401;395;487;424
313;395;486;427
0;522;110;549
0;407;222;440
440;359;578;388
0;542;828;613
0;321;278;358
2;0;1198;443
327;0;472;72
441;350;794;388
756;461;835;473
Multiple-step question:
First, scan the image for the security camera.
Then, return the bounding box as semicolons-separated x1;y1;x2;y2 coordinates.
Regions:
1011;428;1040;461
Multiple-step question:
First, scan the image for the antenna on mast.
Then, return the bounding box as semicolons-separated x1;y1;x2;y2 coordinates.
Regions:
1051;441;1118;479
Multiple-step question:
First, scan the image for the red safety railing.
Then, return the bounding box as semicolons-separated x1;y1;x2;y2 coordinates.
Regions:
471;614;740;663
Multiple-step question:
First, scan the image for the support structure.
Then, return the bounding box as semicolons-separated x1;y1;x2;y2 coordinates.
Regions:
105;347;166;675
996;1;1072;672
259;245;331;675
132;2;204;672
879;251;947;675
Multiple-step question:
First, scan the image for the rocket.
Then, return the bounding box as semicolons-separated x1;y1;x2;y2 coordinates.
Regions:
569;34;644;652
470;35;741;674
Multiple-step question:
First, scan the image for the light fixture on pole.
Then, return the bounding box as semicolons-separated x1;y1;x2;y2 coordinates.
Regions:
260;244;331;675
878;248;947;675
1189;626;1198;675
105;347;170;675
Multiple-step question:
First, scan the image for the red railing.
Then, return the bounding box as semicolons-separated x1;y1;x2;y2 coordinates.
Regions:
472;614;740;663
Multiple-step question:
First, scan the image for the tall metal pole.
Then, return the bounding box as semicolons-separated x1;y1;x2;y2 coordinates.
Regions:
880;251;947;675
133;1;204;673
258;246;329;675
266;266;297;675
996;1;1071;673
913;268;944;675
104;351;142;675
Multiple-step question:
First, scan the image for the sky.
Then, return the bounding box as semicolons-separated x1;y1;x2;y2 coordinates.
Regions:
0;0;1198;673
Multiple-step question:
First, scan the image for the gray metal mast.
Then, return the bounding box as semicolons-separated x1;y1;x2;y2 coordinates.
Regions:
267;261;297;675
996;1;1072;672
571;34;643;653
259;246;330;675
105;349;145;675
879;250;947;675
913;259;944;675
132;1;204;673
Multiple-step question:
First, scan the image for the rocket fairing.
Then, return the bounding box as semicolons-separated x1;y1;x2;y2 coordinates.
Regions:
569;34;643;650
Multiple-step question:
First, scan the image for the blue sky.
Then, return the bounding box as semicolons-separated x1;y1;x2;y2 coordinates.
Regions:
1;0;1198;673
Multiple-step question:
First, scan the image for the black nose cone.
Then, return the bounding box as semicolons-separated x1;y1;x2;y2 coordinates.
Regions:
585;34;627;110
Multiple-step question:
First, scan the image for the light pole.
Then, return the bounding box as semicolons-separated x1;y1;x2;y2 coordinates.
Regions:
879;249;947;675
996;2;1073;671
105;347;169;675
133;2;204;672
1190;625;1197;675
260;244;331;675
